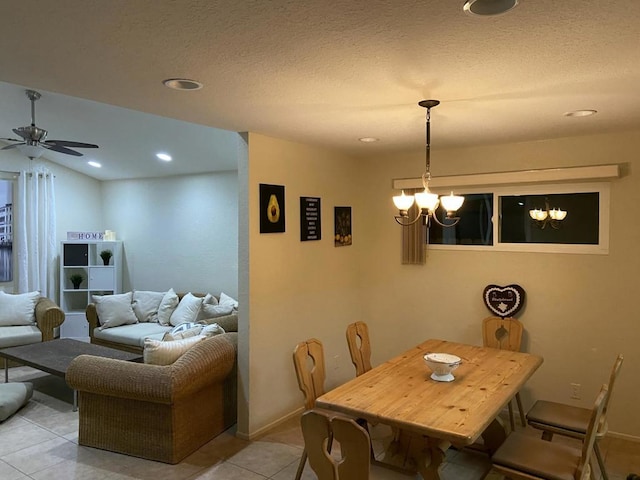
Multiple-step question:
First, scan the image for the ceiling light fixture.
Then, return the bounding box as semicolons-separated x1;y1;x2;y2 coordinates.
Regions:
564;109;597;117
87;161;101;168
358;137;379;143
463;0;518;16
529;197;567;229
162;78;203;91
156;152;172;161
393;100;464;227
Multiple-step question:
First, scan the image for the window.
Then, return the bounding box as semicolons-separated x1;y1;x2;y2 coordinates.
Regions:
429;183;609;254
0;173;15;283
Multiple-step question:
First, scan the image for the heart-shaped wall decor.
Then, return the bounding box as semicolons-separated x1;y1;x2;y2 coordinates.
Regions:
483;284;525;318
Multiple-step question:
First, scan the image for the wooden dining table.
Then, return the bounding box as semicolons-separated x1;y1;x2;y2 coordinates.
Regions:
315;338;543;480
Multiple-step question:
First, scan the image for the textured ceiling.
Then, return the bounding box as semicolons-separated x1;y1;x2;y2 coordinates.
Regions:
1;0;640;180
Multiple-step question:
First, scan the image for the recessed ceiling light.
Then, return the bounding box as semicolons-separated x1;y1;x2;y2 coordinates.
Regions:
156;152;172;161
564;109;598;118
463;0;518;16
162;78;203;91
358;137;379;143
88;161;101;168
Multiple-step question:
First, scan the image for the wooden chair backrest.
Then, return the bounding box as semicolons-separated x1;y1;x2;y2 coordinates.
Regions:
293;338;326;410
482;316;523;352
301;409;371;480
599;354;623;434
578;384;609;479
346;321;372;376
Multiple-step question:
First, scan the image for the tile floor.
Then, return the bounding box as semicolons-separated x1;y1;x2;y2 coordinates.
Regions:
0;366;638;480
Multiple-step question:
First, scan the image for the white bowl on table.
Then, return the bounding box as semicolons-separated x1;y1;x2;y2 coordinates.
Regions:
423;353;462;382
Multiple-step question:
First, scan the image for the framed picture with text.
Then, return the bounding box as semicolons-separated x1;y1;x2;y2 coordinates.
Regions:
300;197;321;241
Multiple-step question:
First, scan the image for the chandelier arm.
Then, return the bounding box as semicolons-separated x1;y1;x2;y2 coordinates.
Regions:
430;212;461;228
394;213;424;226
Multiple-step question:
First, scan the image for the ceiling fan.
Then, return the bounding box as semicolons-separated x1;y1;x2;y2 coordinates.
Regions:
1;89;99;158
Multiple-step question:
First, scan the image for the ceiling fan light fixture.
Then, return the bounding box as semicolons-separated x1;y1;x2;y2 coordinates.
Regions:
463;0;518;16
17;144;44;159
162;78;203;91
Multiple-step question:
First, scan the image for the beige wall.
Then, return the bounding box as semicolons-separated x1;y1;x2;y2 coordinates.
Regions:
241;133;364;436
358;130;640;438
243;129;640;439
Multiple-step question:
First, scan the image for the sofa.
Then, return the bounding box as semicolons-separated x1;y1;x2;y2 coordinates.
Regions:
85;291;238;354
66;332;238;463
0;292;65;349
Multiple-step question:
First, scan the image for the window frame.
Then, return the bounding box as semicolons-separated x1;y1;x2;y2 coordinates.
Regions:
428;182;610;255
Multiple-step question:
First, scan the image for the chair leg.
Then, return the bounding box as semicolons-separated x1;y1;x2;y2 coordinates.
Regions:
507;401;516;432
541;430;554;441
594;442;608;480
294;449;307;480
515;392;526;427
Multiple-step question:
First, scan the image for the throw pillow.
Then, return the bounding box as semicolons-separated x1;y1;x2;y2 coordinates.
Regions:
0;291;40;326
132;290;165;323
157;288;179;326
197;293;221;321
169;292;204;327
162;322;203;341
143;335;206;365
219;292;239;310
94;292;137;329
0;382;34;421
201;323;226;337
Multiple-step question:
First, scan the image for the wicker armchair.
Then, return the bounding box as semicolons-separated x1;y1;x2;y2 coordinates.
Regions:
67;332;237;464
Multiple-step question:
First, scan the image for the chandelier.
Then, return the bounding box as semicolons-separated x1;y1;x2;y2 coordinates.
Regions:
393;100;464;227
529;198;567;229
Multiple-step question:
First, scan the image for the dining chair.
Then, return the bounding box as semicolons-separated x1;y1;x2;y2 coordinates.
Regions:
301;409;368;479
526;354;624;480
492;383;609;480
301;409;413;480
346;321;372;376
293;338;330;480
482;315;526;430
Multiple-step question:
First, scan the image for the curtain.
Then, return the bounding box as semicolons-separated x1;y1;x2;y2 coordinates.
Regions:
15;167;57;296
402;188;426;265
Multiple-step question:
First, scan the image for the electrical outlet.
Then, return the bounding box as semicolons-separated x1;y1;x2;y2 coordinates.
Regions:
570;383;581;399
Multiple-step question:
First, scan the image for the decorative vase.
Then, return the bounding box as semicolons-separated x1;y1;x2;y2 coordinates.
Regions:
102;258;110;265
72;283;80;289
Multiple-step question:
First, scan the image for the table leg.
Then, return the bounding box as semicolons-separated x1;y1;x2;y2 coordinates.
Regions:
73;390;78;412
383;429;450;480
4;358;8;383
480;416;508;455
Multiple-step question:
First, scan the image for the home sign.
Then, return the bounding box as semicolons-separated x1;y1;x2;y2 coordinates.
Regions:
67;231;105;241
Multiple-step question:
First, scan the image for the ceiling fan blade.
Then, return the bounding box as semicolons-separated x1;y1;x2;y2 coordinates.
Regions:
45;140;99;149
1;143;25;150
0;138;23;142
42;143;84;156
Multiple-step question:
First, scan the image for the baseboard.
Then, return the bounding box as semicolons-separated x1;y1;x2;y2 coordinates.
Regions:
236;406;305;441
607;431;640;443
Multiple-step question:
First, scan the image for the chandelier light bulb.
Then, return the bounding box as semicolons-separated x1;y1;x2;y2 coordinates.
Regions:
415;188;440;212
392;190;415;211
549;208;567;221
529;209;548;221
440;191;465;214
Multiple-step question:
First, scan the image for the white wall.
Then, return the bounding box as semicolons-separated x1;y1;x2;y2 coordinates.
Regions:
0;149;103;295
101;171;239;296
358;130;640;438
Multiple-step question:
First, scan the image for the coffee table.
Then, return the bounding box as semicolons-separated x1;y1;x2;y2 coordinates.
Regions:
0;339;142;411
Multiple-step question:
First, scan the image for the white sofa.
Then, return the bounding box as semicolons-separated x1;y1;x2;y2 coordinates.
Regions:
85;291;238;354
